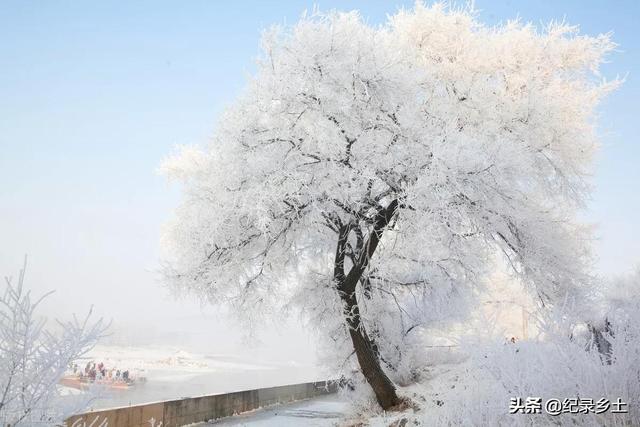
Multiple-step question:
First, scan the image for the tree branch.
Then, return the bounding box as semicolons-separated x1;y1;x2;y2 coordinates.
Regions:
339;199;399;294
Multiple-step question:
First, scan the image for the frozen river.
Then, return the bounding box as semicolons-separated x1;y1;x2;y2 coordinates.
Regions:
71;345;327;410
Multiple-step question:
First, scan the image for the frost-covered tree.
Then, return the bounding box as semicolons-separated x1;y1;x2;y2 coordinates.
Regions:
0;258;106;426
587;265;640;363
418;269;640;426
161;4;616;409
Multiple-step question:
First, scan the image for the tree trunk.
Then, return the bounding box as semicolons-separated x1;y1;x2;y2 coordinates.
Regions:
589;318;613;364
339;287;400;409
332;200;401;410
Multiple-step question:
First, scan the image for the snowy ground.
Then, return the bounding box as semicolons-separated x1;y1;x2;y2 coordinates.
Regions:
68;345;327;410
200;362;470;427
208;395;348;426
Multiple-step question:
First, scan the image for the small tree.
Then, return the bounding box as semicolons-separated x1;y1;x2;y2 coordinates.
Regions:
161;4;616;409
0;258;106;426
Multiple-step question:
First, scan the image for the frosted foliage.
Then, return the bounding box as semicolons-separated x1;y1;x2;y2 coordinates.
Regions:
0;260;106;426
368;269;638;426
161;3;615;381
411;298;639;426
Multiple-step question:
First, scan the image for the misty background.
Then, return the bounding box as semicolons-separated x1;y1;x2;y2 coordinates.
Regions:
1;0;638;363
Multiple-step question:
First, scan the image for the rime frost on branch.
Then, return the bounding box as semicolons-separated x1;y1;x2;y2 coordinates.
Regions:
160;2;617;407
0;258;107;426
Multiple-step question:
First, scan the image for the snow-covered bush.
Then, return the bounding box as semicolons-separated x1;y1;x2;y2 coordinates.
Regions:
0;259;107;426
341;265;638;426
436;313;635;425
388;269;640;426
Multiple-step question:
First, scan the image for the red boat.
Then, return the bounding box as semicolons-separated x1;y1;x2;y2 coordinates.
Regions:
60;375;136;391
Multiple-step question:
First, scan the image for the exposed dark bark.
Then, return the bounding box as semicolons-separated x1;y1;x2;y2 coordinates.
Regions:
333;199;401;410
340;287;400;409
589;318;613;364
359;275;397;372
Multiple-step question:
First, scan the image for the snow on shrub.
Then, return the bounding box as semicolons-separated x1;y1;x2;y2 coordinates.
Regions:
0;258;107;426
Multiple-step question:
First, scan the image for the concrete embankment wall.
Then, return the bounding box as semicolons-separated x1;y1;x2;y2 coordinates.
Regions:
65;380;337;427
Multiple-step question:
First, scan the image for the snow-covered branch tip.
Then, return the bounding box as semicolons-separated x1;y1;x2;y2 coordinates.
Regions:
0;256;108;426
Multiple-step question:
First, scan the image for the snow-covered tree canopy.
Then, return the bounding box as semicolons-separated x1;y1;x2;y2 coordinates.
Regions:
161;3;616;408
162;4;614;310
